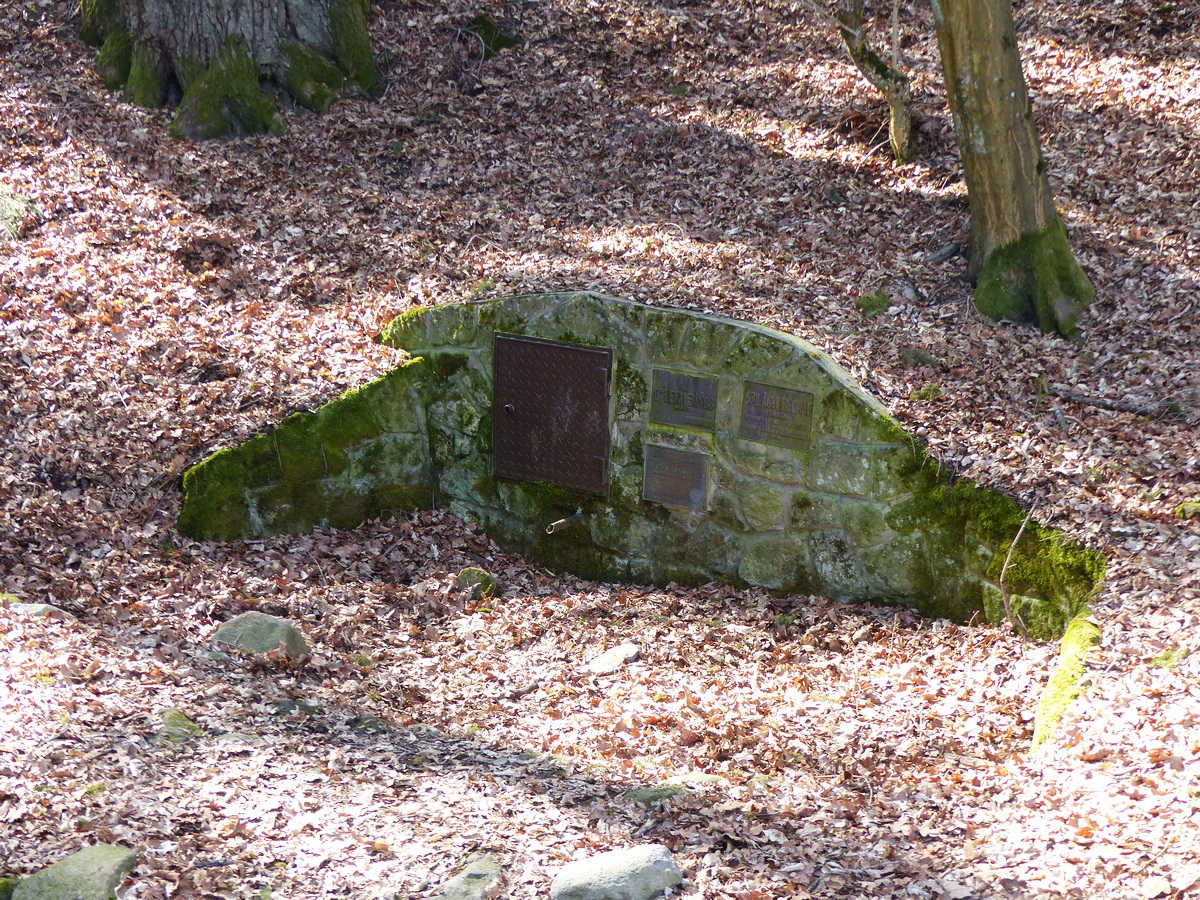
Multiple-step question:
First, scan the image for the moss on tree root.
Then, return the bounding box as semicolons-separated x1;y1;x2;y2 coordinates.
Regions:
127;41;166;107
82;0;376;139
170;40;282;140
96;28;132;90
973;218;1095;339
79;0;117;46
330;0;378;96
280;40;343;113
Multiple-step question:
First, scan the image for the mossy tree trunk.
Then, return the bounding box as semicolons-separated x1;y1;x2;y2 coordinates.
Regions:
834;0;916;164
80;0;377;140
930;0;1094;337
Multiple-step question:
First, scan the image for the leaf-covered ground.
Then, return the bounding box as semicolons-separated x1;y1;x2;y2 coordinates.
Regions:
2;0;1198;897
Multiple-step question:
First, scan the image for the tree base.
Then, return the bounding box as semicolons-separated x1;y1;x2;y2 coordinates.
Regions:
972;218;1095;338
81;0;376;140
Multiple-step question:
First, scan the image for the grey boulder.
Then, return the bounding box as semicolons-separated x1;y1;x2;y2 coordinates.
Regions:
435;852;503;900
12;844;136;900
550;844;682;900
213;611;309;656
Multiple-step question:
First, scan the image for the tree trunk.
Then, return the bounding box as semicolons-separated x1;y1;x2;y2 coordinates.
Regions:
80;0;376;140
930;0;1094;337
835;0;916;164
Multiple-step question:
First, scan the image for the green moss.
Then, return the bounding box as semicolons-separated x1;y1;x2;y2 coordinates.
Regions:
373;484;432;514
330;0;377;96
96;28;132;91
376;307;431;349
884;477;1104;635
614;363;647;419
127;41;165;107
626;785;685;806
79;0;117;46
279;40;343;113
430;351;469;379
463;14;519;61
973;217;1095;339
0;193;34;241
255;479;371;533
170;39;282;140
910;383;943;401
157;708;202;743
178;447;255;540
458;566;499;600
856;290;890;318
677;318;739;367
1032;612;1100;746
718;331;795;375
175;56;205;93
1176;502;1200;520
179;361;432;540
1150;647;1187;669
514;480;592;510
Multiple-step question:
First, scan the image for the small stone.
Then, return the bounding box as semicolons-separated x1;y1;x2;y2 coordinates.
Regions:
587;642;640;675
213;611;309;656
550;844;682;900
457;567;499;602
12;844;137;900
5;602;74;620
435;852;503;900
156;708;201;743
625;785;685;806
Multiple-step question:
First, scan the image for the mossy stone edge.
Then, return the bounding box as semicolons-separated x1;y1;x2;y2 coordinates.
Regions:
1032;611;1101;747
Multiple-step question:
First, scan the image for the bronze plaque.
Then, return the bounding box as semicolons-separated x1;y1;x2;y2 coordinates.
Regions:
739;381;814;450
492;333;613;495
643;445;708;511
649;368;717;431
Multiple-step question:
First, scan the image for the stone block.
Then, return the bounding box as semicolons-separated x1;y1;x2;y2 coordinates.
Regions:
12;844;136;900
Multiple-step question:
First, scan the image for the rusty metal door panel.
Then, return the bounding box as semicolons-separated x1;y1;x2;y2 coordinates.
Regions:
492;333;613;495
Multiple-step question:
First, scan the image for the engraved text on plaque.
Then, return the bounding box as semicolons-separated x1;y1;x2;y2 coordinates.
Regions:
739;381;814;450
642;444;708;511
649;368;717;431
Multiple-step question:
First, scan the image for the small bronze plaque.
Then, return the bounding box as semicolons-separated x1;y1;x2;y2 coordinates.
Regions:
649;369;717;431
739;381;814;450
492;333;613;495
643;445;708;511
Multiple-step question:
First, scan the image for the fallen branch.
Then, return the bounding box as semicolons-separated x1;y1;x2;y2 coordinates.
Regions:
1049;383;1172;419
999;505;1034;640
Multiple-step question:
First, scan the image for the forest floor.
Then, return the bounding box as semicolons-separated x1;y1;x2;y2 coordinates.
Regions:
1;0;1198;897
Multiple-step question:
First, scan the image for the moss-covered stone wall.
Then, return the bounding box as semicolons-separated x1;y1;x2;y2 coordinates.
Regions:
179;292;1103;637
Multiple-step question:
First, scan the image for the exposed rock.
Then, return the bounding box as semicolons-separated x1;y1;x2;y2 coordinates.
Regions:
587;642;640;675
155;708;201;743
213;611;309;656
4;601;75;620
550;844;682;900
458;567;499;601
435;852;503;900
12;844;136;900
624;785;685;806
